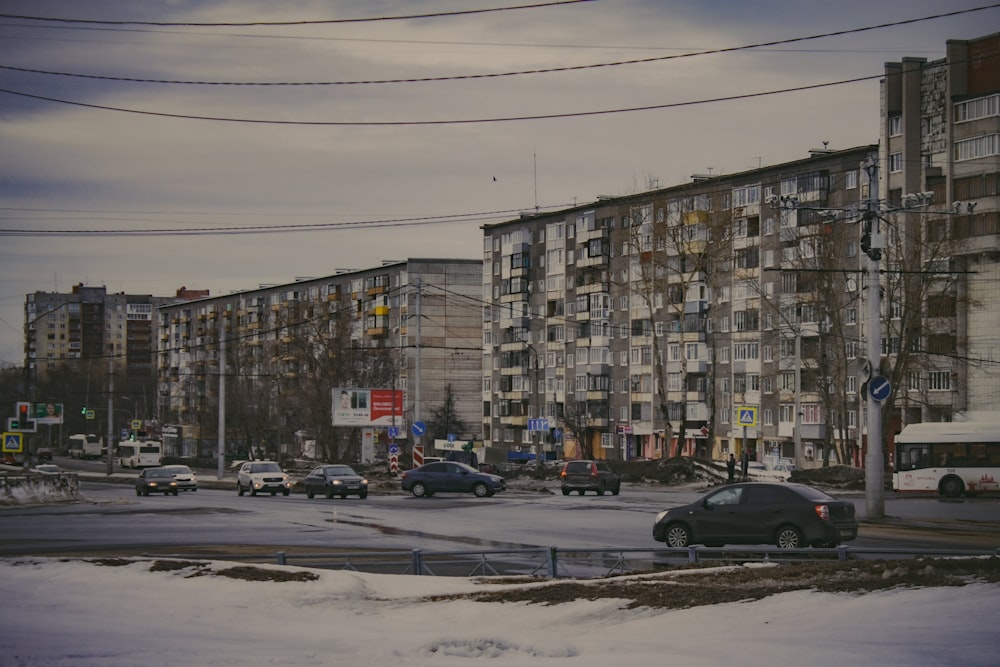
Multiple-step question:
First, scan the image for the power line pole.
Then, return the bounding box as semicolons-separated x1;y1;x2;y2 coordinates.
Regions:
862;156;885;520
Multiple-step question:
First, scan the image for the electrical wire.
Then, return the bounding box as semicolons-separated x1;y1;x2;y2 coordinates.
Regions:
0;1;595;27
3;5;996;87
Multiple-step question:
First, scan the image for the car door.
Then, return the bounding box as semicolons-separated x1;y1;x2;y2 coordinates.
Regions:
736;485;789;544
692;486;745;544
420;462;448;492
442;462;469;492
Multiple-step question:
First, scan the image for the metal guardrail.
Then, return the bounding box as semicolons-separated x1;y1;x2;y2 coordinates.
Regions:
146;544;1000;579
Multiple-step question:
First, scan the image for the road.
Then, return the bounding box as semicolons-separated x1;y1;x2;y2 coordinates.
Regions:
1;471;998;563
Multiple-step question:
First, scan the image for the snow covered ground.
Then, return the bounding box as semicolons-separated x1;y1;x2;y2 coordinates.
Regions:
2;556;998;666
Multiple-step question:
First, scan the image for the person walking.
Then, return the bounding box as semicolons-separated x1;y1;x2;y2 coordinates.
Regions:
727;453;736;482
740;448;750;480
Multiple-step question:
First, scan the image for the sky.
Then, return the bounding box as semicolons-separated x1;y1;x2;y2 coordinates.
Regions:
1;0;998;366
1;556;998;666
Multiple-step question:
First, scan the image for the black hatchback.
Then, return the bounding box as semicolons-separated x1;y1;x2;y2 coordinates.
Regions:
652;482;858;549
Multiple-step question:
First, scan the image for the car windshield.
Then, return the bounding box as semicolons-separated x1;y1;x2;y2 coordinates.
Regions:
147;469;171;478
165;466;191;474
251;463;281;473
324;466;356;476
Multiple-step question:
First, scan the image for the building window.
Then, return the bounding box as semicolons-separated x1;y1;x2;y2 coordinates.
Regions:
845;169;858;190
888;152;903;173
928;371;951;391
954;94;999;122
955;134;999;162
888;115;902;137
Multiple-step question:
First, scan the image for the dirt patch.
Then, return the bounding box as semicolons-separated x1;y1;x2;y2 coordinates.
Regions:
450;557;1000;609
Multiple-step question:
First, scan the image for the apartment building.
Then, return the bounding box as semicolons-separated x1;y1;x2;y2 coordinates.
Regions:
156;259;482;459
880;32;1000;423
25;283;182;379
483;145;880;467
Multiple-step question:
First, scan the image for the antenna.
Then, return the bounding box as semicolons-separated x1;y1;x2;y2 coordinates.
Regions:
534;150;539;213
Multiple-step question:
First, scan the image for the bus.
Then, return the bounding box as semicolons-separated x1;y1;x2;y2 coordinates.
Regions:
67;434;103;460
116;440;163;469
893;421;1000;498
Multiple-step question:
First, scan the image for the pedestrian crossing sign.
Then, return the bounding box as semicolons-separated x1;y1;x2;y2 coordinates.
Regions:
737;407;758;427
3;432;23;453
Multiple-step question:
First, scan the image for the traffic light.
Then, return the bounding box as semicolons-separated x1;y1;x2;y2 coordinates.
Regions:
860;215;882;261
81;404;88;415
18;402;29;425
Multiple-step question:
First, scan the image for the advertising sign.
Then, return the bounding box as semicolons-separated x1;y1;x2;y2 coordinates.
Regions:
332;388;404;427
32;403;64;425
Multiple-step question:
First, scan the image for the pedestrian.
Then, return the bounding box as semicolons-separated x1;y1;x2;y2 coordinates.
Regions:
727;453;736;482
740;448;750;480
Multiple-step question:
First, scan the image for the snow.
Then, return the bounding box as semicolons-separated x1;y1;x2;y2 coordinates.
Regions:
1;557;998;666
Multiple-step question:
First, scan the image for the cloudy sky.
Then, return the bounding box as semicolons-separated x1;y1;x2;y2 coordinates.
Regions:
1;0;997;366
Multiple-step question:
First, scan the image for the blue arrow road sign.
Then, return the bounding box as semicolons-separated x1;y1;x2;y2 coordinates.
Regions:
868;375;891;402
411;421;426;437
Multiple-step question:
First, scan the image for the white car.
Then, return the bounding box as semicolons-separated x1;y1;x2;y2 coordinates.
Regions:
748;461;791;481
237;461;293;496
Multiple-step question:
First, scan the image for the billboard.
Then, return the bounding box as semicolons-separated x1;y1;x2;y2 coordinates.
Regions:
332;388;404;427
32;403;64;425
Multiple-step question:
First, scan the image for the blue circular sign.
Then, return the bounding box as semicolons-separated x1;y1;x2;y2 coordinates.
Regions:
868;375;891;402
411;421;426;437
388;444;399;455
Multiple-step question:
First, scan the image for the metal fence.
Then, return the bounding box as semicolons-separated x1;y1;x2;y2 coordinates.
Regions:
146;544;1000;579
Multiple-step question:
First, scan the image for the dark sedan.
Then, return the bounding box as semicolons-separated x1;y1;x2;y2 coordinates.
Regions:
400;461;506;498
652;482;858;549
303;464;369;499
135;467;179;496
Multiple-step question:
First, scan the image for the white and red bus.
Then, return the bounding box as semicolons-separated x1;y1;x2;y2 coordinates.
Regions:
893;421;1000;498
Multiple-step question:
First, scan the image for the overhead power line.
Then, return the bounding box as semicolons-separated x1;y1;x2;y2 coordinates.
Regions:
2;5;997;86
0;72;886;126
0;1;594;26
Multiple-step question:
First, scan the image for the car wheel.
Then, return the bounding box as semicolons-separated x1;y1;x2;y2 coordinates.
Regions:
597;483;606;496
561;488;570;496
325;487;335;499
612;485;621;496
142;489;149;497
238;483;245;496
306;489;315;499
251;487;258;496
135;488;141;496
172;490;179;496
411;482;427;498
940;476;964;499
359;491;368;499
282;489;290;497
665;523;691;548
472;482;489;498
775;525;804;549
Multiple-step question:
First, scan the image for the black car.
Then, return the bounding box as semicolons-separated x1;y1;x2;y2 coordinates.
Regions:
135;467;179;496
560;460;622;496
400;461;505;498
652;482;858;549
303;464;369;499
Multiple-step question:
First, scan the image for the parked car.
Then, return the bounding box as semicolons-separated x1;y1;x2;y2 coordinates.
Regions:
303;464;369;499
652;482;858;549
32;464;61;474
237;461;292;496
135;467;179;496
400;461;505;498
746;461;791;481
36;447;53;462
161;464;198;491
559;460;622;496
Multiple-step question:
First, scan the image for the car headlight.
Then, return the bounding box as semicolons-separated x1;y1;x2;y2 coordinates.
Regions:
331;480;342;485
655;510;668;523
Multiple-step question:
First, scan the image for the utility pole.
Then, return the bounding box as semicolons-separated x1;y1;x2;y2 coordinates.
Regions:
217;314;226;481
862;157;885;520
106;352;114;476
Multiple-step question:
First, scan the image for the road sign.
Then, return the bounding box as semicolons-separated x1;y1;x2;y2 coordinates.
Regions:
553;429;562;441
528;418;548;432
868;375;891;402
447;433;456;442
85;409;95;420
3;432;23;453
737;407;758;427
130;419;142;430
388;426;399;439
411;421;426;437
388;444;399;455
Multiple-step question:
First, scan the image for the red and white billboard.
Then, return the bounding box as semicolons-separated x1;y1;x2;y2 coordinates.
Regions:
332;388;404;427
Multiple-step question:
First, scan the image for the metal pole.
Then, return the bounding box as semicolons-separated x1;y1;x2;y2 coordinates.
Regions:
217;314;226;481
106;353;114;476
864;158;885;519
